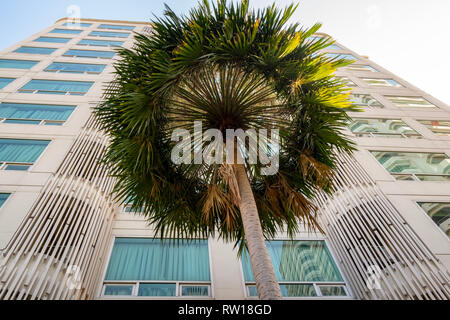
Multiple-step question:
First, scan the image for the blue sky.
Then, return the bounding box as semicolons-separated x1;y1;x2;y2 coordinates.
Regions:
1;0;449;104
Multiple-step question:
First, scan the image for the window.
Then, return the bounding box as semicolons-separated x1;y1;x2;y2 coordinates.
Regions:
50;28;83;35
345;65;377;72
0;102;75;126
241;240;348;298
349;118;420;138
78;39;124;47
19;80;94;96
89;31;130;38
0;193;10;208
99;24;135;30
45;62;106;74
327;44;342;50
418;120;450;136
325;53;357;60
338;76;356;87
349;94;383;109
103;238;211;297
385;96;436;108
62;22;92;27
0;78;15;89
0;138;50;171
0;59;38;69
371;151;450;181
34;36;71;44
63;49;115;59
14;46;56;55
418;203;450;237
362;78;403;88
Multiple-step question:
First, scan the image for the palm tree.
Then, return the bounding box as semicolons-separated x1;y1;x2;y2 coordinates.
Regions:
94;0;356;300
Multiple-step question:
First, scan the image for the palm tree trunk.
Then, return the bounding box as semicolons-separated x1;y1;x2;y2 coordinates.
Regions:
233;163;282;300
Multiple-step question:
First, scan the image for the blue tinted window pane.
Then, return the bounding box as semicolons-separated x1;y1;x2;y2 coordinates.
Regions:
181;286;209;297
327;44;342;50
105;238;210;281
0;78;15;89
64;49;115;58
35;37;70;43
50;28;82;34
78;39;124;47
104;285;133;296
0;103;75;121
5;164;31;171
45;62;106;74
280;284;317;297
20;80;94;94
3;119;41;125
0;59;38;69
326;53;357;60
0;193;10;208
99;24;135;30
89;31;130;38
62;22;92;27
14;47;56;55
138;284;176;297
0;139;50;163
242;240;344;282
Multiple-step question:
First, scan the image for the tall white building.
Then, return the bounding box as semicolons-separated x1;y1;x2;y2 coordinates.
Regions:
0;18;448;300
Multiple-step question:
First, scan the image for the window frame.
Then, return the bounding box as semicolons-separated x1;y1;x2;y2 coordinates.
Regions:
0;192;11;209
0;102;76;126
14;46;57;55
415;201;450;240
63;49;116;59
100;236;215;299
348;118;421;139
18;79;94;96
88;30;131;38
0;138;52;171
239;238;352;300
0;59;39;70
44;62;106;75
77;39;124;47
34;36;71;44
369;150;450;182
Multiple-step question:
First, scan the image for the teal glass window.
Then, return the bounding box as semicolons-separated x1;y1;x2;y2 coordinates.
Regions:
50;28;82;35
104;285;134;296
0;102;75;124
14;46;56;55
89;31;130;38
418;202;450;237
0;59;38;69
371;151;450;181
241;240;346;297
19;80;94;95
362;78;403;88
326;53;357;60
104;238;211;297
62;22;92;27
105;238;210;281
63;49;115;59
349;118;420;138
35;37;70;43
78;39;124;47
0;193;10;208
0;139;50;164
327;44;342;50
0;78;15;89
45;62;106;74
99;24;135;30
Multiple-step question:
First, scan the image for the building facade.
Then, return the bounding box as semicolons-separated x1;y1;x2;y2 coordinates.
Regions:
0;18;448;300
